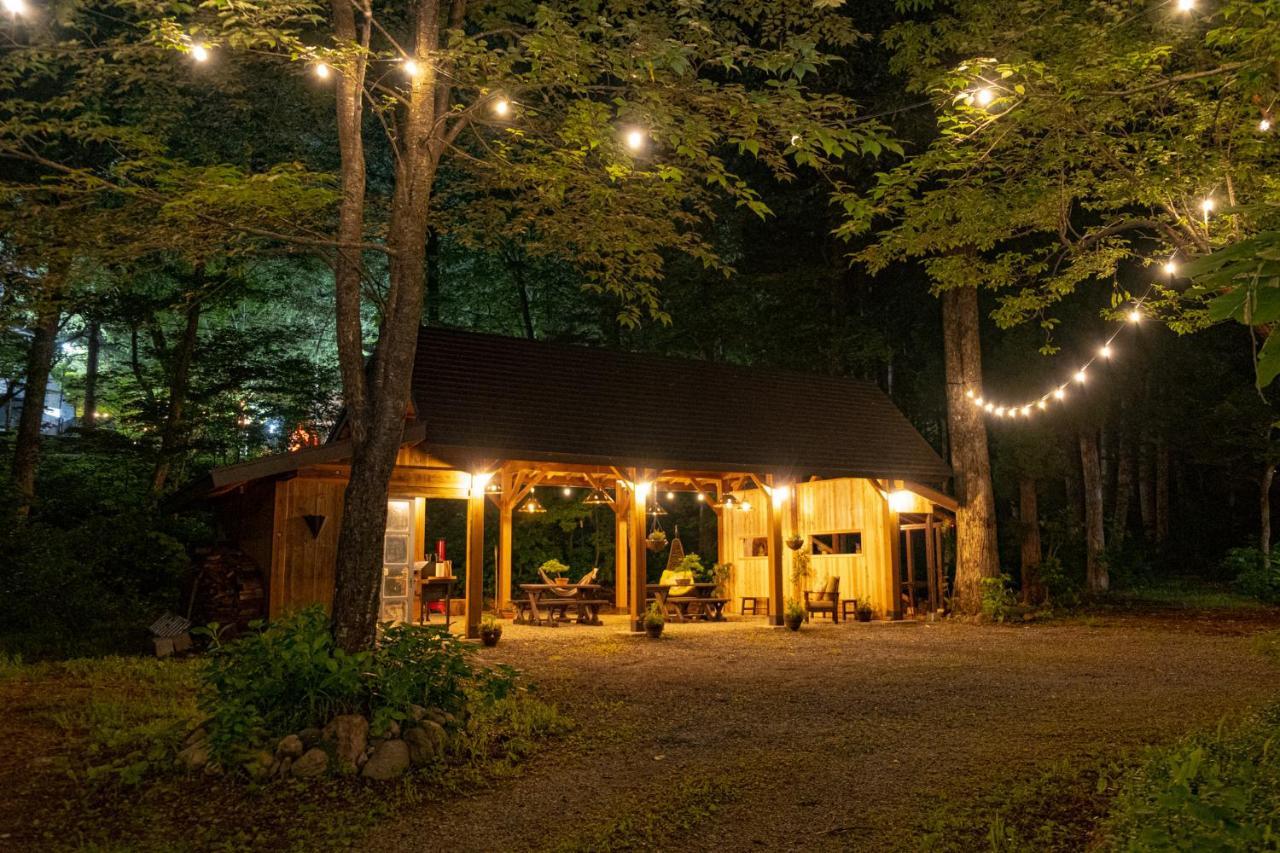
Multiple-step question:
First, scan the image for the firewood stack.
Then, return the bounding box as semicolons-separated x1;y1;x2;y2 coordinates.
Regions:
190;546;266;636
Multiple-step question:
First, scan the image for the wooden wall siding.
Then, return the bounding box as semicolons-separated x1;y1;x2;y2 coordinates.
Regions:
722;478;896;617
270;476;347;618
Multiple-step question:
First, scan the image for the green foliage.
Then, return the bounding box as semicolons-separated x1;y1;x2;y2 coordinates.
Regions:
643;601;665;628
790;550;812;585
784;598;806;621
1104;704;1280;850
676;553;705;579
1222;547;1280;604
979;574;1020;622
197;607;510;766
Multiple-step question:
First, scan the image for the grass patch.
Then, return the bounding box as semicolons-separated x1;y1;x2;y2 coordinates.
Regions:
553;776;735;852
2;654;568;851
1106;581;1273;611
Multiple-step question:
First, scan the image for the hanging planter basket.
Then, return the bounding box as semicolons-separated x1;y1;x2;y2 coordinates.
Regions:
646;529;668;552
785;534;805;551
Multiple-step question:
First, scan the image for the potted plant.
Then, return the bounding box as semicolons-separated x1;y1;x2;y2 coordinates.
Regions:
480;614;503;646
856;602;873;622
790;551;812;586
707;561;732;596
784;599;805;631
645;528;668;552
679;553;706;580
539;558;570;586
785;534;805;551
644;602;665;638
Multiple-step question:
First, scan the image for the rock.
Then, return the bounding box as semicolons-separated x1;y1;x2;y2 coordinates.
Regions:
183;727;208;748
297;727;322;748
323;714;369;775
276;757;292;778
176;739;210;771
361;739;410;780
423;708;448;727
276;734;304;759
243;750;274;780
386;721;401;739
291;748;328;778
408;705;427;722
404;721;447;766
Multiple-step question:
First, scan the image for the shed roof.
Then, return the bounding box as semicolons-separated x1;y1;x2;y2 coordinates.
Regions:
403;327;950;483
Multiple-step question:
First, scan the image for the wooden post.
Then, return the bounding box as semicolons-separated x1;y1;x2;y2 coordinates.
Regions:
614;481;630;610
629;473;649;631
498;498;513;613
887;488;902;620
925;514;937;613
904;528;916;617
765;477;785;627
465;491;485;638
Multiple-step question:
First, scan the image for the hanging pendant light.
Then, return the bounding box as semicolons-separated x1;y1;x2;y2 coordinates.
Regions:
519;495;546;514
719;495;738;511
582;487;613;506
648;498;668;516
484;480;503;495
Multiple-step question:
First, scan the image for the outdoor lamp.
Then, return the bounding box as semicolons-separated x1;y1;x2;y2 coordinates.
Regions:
888;490;915;513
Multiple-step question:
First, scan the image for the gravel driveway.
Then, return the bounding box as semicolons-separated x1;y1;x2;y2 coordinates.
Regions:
367;611;1280;852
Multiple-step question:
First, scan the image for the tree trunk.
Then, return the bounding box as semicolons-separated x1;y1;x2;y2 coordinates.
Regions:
151;296;202;494
82;317;101;429
1262;463;1275;556
1111;427;1135;546
1138;435;1156;541
330;0;453;652
11;301;61;517
940;285;1000;613
1079;428;1108;592
1018;476;1045;605
511;253;535;340
1155;437;1170;543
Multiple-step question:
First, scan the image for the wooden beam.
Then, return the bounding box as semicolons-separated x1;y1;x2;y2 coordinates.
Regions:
465;490;485;639
904;480;959;513
629;471;649;631
765;475;785;626
887;503;902;620
498;497;513;613
614;480;630;609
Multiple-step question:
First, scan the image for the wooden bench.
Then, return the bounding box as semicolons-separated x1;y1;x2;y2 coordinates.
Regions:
667;596;729;621
515;596;607;626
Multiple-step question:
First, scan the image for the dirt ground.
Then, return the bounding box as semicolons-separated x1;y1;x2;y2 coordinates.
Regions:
367;610;1280;852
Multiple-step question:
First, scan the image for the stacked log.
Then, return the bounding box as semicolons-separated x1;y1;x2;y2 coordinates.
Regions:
190;546;266;636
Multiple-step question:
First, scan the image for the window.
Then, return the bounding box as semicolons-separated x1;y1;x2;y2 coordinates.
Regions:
741;536;769;557
810;532;861;556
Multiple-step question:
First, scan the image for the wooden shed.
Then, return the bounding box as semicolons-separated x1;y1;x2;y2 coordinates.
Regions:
198;327;954;637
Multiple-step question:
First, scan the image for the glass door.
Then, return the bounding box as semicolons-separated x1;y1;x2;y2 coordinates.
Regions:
380;499;415;624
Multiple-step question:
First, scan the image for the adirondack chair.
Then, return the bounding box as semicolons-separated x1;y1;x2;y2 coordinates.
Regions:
804;576;841;623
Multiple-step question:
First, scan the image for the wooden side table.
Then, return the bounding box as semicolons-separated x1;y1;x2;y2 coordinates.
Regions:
740;596;769;616
841;599;860;621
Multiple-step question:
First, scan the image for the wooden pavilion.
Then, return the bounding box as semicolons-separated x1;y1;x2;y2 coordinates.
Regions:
198;327;955;637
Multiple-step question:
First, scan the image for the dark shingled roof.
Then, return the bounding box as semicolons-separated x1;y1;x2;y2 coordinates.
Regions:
408;327;951;483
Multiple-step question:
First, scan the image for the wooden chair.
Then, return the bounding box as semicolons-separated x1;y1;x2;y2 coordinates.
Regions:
804;576;841;623
740;596;768;615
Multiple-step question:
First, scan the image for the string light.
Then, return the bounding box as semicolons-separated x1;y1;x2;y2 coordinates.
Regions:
665;491;675;501
3;0;27;15
403;59;420;76
1074;369;1087;384
695;492;705;502
974;87;995;107
624;128;646;151
562;486;572;497
492;97;510;117
314;62;331;80
1099;344;1112;359
1163;260;1177;276
1176;0;1194;10
190;42;209;63
1128;308;1143;323
1200;198;1215;214
1054;387;1066;400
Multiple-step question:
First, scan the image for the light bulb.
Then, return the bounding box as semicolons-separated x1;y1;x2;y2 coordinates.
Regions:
1074;369;1087;384
974;396;985;406
984;402;995;412
403;59;420;76
1128;308;1142;323
3;0;28;14
995;406;1006;417
974;88;995;107
1100;344;1112;359
1037;399;1047;410
562;486;572;497
665;491;675;501
696;493;705;502
1261;118;1273;132
624;128;646;151
1176;0;1193;10
492;97;510;117
1054;387;1066;400
966;388;975;398
1021;406;1032;417
1200;198;1215;213
190;43;209;62
1163;261;1177;276
314;62;331;80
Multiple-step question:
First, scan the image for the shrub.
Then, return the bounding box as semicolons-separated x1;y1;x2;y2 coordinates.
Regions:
198;607;511;766
643;602;665;628
979;574;1019;621
1103;703;1280;849
784;598;805;621
1223;547;1280;604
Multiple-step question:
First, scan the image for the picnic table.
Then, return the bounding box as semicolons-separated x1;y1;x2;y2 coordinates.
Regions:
516;583;606;626
646;582;728;622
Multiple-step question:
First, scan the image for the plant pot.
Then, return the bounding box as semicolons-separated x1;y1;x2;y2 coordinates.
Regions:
645;536;667;553
785;615;803;631
785;535;804;551
857;610;873;623
554;577;568;587
480;627;502;647
645;623;664;638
